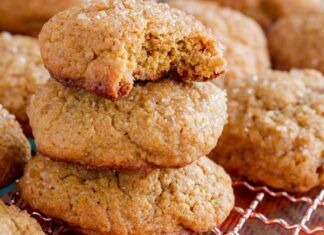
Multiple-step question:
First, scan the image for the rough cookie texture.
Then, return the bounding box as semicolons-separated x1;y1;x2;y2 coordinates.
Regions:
19;155;234;234
268;13;324;74
214;0;321;28
0;0;95;36
0;200;44;235
39;0;227;98
167;0;270;87
209;70;324;192
0;105;31;188
28;79;227;171
0;32;49;124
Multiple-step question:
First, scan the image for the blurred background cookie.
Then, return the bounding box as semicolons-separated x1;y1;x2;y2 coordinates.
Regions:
0;0;95;36
213;0;322;29
39;0;227;98
0;32;49;135
19;155;234;234
0;200;44;234
209;69;324;192
167;0;270;87
28;79;227;171
0;105;31;188
268;13;324;74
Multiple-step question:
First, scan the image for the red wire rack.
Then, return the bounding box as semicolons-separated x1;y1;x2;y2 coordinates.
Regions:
1;180;323;235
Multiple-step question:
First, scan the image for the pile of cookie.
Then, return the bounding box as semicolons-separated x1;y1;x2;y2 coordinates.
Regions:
17;1;235;234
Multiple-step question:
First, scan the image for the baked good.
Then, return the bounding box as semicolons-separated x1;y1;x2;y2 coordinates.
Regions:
28;79;227;171
268;13;324;74
0;0;98;36
0;105;31;188
0;32;49;127
209;69;324;192
19;155;234;234
214;0;321;28
167;0;270;87
39;0;227;98
0;200;44;235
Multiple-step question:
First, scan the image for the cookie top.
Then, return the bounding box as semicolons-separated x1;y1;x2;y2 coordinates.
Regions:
0;0;94;36
28;79;227;171
0;32;49;123
0;200;44;235
214;0;321;28
39;0;227;99
19;155;234;234
268;13;324;74
167;0;270;87
0;105;31;188
209;69;324;192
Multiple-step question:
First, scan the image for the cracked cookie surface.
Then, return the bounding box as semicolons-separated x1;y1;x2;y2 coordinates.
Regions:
28;79;227;171
0;200;44;235
19;155;234;234
209;69;324;192
39;0;227;99
0;105;31;188
167;0;270;87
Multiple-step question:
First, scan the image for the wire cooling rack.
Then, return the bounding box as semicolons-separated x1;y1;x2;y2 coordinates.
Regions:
1;180;323;235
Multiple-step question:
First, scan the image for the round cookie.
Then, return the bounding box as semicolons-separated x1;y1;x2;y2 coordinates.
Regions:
39;0;227;99
209;69;324;192
28;79;227;171
0;105;31;188
19;155;234;234
0;200;45;235
0;0;97;36
167;0;270;87
0;32;49;129
0;200;44;235
268;13;324;74
214;0;321;28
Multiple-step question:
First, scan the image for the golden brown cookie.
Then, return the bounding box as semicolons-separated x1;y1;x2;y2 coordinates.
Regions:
19;155;234;234
167;0;270;87
214;0;321;28
39;0;227;99
268;13;324;74
0;200;44;235
28;79;227;171
0;105;31;188
0;0;99;36
209;69;324;192
0;32;49;125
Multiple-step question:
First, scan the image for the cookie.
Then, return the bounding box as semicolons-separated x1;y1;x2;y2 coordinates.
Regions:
0;0;98;36
268;13;324;74
0;105;31;188
0;200;44;235
167;0;270;87
209;69;324;192
0;32;49;126
39;0;227;99
19;155;234;234
214;0;321;28
28;79;227;171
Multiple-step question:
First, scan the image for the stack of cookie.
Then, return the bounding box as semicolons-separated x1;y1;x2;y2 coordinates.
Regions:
19;0;234;234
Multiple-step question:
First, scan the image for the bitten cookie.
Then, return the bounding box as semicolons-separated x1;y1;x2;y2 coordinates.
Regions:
28;79;227;171
0;32;49;128
39;0;227;99
268;13;324;74
214;0;321;28
0;105;31;188
0;0;97;36
209;69;324;192
167;0;270;87
19;155;234;234
0;200;44;235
